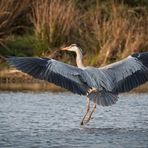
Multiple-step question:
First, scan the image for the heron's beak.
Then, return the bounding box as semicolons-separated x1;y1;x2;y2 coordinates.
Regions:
61;46;69;51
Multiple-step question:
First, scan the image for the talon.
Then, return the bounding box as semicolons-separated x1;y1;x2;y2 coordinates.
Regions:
80;97;97;126
84;101;97;124
92;87;97;92
87;87;97;95
80;121;84;125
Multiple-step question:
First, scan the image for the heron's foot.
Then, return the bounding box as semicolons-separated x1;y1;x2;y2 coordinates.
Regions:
80;108;90;125
80;111;91;125
87;87;97;95
81;101;97;126
84;108;96;125
80;120;84;125
80;97;90;126
82;113;91;125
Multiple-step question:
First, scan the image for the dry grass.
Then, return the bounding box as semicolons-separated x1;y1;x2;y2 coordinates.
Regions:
30;0;79;54
83;2;148;65
0;0;30;45
0;0;147;66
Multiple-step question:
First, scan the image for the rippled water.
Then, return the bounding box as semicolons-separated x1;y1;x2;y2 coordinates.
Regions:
0;92;148;148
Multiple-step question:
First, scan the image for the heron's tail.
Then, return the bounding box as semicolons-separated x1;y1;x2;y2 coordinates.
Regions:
87;90;118;106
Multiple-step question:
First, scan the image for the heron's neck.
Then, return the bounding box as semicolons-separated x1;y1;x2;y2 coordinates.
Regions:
75;49;85;69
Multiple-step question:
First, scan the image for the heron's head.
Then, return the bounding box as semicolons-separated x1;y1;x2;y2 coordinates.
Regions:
61;44;81;53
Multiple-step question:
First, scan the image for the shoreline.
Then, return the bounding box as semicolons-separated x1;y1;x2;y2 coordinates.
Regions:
0;69;148;93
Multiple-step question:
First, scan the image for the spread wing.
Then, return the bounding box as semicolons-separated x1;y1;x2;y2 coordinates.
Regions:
7;57;92;95
101;52;148;93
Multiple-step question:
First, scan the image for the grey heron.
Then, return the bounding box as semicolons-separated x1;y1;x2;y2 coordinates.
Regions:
7;44;148;125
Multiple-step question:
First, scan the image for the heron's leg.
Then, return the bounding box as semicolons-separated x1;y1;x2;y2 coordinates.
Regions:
84;100;97;124
80;97;90;125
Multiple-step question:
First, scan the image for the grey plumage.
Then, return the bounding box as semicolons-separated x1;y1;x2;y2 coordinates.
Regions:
7;51;148;107
7;57;92;95
101;54;148;93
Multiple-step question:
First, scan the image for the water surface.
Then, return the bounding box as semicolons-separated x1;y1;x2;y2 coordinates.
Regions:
0;92;148;147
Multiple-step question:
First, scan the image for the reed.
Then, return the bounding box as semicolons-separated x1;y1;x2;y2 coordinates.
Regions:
30;0;79;54
82;1;148;65
0;0;30;45
0;0;147;66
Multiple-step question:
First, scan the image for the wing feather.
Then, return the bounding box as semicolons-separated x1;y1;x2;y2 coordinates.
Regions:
7;57;92;95
101;52;148;93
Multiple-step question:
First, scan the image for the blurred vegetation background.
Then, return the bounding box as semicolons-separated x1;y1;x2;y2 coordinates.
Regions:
0;0;148;68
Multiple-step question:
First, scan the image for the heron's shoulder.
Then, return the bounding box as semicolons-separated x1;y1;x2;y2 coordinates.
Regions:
84;66;97;70
83;66;101;73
